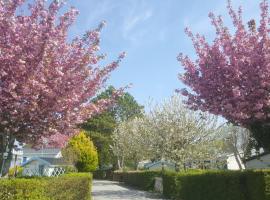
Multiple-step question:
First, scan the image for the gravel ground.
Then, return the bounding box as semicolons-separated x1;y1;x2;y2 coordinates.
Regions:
92;180;165;200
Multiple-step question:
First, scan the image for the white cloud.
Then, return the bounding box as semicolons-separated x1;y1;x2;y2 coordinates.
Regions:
121;1;153;44
182;0;261;36
123;10;152;34
85;1;116;27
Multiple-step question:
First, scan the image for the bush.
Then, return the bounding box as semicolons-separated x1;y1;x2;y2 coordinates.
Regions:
114;170;270;200
8;166;23;178
163;170;268;200
113;171;161;191
0;173;92;200
262;170;270;200
162;171;178;199
62;165;78;173
93;169;113;180
93;170;107;180
0;179;47;200
63;131;98;172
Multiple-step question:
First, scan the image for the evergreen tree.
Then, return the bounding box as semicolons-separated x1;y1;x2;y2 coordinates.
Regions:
63;131;98;172
81;86;143;168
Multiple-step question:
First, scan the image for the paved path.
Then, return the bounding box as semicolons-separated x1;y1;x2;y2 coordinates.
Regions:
92;180;165;200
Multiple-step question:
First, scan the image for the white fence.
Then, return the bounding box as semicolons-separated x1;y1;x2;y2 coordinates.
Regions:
23;167;65;177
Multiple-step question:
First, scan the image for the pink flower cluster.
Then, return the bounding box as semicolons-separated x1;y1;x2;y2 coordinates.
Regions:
178;0;270;127
0;0;125;147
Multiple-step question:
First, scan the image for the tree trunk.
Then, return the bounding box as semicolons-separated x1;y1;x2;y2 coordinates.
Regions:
134;157;139;171
117;155;124;171
0;134;15;177
183;163;186;172
121;156;125;171
117;158;122;170
233;151;243;170
236;149;247;169
231;137;243;170
249;122;270;151
13;154;18;177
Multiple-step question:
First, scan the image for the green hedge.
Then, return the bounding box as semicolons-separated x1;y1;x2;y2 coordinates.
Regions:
0;173;92;200
113;170;270;200
162;171;178;198
163;170;270;200
93;169;113;180
113;171;161;191
262;170;270;200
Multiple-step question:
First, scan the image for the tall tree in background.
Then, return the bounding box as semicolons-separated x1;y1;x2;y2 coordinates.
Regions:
0;0;124;176
82;112;116;168
111;117;151;170
146;95;223;169
112;96;224;170
178;0;270;150
81;86;143;168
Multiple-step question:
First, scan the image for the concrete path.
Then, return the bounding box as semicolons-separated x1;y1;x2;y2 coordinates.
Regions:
92;180;165;200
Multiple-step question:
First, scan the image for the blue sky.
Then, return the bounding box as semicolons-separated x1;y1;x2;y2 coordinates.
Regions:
66;0;261;107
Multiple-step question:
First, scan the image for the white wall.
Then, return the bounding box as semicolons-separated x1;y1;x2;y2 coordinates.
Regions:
11;149;23;167
23;148;62;163
55;151;62;158
227;154;245;170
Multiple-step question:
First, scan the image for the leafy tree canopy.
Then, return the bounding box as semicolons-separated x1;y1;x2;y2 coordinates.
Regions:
81;86;144;168
0;0;124;176
178;0;270;150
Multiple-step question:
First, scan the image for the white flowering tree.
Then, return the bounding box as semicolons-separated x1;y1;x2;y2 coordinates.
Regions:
112;95;225;170
147;95;224;169
111;117;152;170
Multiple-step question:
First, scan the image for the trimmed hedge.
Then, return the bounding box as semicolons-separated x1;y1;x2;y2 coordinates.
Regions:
113;171;161;190
163;170;270;200
162;171;178;198
0;173;92;200
93;169;113;180
8;167;23;178
262;170;270;200
114;170;270;200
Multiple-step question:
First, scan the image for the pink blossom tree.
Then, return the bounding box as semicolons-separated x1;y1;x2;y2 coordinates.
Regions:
0;0;124;176
178;0;270;150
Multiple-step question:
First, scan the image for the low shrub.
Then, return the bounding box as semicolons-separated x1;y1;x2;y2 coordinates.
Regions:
8;166;23;178
113;171;124;182
93;170;106;180
163;170;268;200
262;170;270;200
93;169;113;180
47;173;92;200
162;171;178;199
62;165;78;173
114;170;270;200
113;171;161;191
0;173;92;200
0;178;47;200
